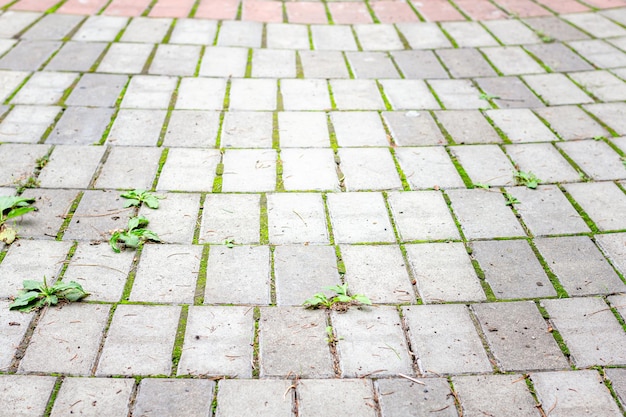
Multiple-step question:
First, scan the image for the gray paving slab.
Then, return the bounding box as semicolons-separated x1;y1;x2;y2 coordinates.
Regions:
0;239;72;298
97;304;180;376
281;79;331;111
215;380;293;417
327;192;396;243
543;297;626;367
482;19;540;45
387;190;460;241
174;79;225;111
17;188;79;239
72;15;128;42
94;146;161;189
383;111;447;146
0;300;33;371
157;148;220;191
11;71;75;105
341;244;414;303
505;143;581;183
252;49;296;78
473;301;566;371
106;109;166;146
199;46;248;78
606;368;626;409
487;109;557;142
475;77;544;109
310;25;358;51
533;105;608;140
441;21;498;47
601;8;626;25
65;73;127;108
48;106;114;145
205;245;270;304
405;242;486;303
437;48;497;78
0;374;56;417
0;70;30;103
162;110;220;147
447;189;525;239
169;18;217;45
0;105;60;143
531;370;623;417
453;374;539;417
395;147;465;190
259;306;334;378
557;139;626;181
0;11;41;39
565;182;626;231
228;78;276;111
380;80;440;110
354;24;403;51
221;111;272;148
21;13;83;40
391;50;449;79
217;21;262;48
523;16;590;42
525;42;593;72
377;378;456;417
50;377;133;417
535;235;626;295
0;39;15;57
97;42;153;74
450;144;514;187
120;75;177;109
120;17;172;43
471;239;556;299
0;143;49;186
149;44;201;76
595;232;626;278
330;79;385;110
339;148;403;191
569;70;626;102
346;51;400;79
428;79;485;110
482;46;545;75
523;73;592;106
333;305;413;377
281;148;339;191
63;242;134;302
436;110;501;144
299;50;350;78
298;379;377;417
133;379;214;417
63;189;133;242
274;245;340;305
268;193;329;244
221;149;276;192
199;193;260;244
38;145;104;188
178;306;253;377
278;112;330;147
266;23;309;49
396;22;451;49
0;40;61;71
568;39;626;69
584;103;626;135
403;304;491;375
19;303;110;375
564;12;626;38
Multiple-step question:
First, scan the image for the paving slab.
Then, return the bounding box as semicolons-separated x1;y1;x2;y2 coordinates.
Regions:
565;182;626;231
0;300;33;371
298;379;377;417
229;78;276;111
436;110;501;144
339;148;403;191
106;109;166;146
333;305;413;377
440;21;498;47
133;379;214;417
281;79;331;111
523;73;593;105
50;377;133;417
204;245;270;305
396;23;451;49
199;46;248;77
346;52;400;79
523;16;590;42
564;12;626;38
568;39;626;69
17;188;79;239
533;105;608;140
65;73;127;108
376;378;457;417
482;46;545;75
380;80;440;110
137;193;199;243
354;24;404;51
157;148;220;191
217;21;262;48
21;13;83;40
505;143;581;183
278;112;330;148
268;193;328;244
38;145;104;188
595;232;626;278
281;148;339;191
584;103;626;136
252;49;296;79
216;379;294;417
450;144;514;187
149;44;201;76
120;16;172;43
405;242;486;303
259;306;334;378
404;304;491;375
266;23;309;49
0;11;41;38
391;50;449;79
310;25;358;51
221;111;272;148
97;42;153;74
72;15;128;41
569;70;626;102
557;139;626;181
169;18;217;44
120;75;177;109
299;50;350;79
326;192;396;243
0;40;61;71
94;146;162;189
0;143;49;186
330;80;386;110
199;193;260;244
482;19;541;45
525;42;594;72
606;368;626;409
383;111;447;146
162;111;220;148
221;149;276;192
0;39;16;57
0;374;56;417
395;147;465;190
47;106;115;145
178;306;253;377
487;109;557;142
0;105;60;143
428;79;485;110
10;71;77;105
475;76;544;109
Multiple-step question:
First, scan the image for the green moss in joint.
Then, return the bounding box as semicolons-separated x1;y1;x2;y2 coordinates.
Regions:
42;376;64;417
259;193;269;245
194;244;210;304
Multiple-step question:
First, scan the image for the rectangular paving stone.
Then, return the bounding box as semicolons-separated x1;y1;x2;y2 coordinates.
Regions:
0;11;41;38
391;50;449;79
450;144;514;187
268;193;328;244
221;149;276;192
94;146;161;189
65;73;127;108
471;239;555;298
332;112;387;147
0;39;16;57
505;143;580;183
487;109;557;142
606;368;626;410
396;22;451;49
281;148;339;191
11;71;76;105
405;242;486;303
148;44;201;76
298;379;377;417
133;379;214;417
387;191;460;241
564;12;626;38
595;232;626;280
17;189;79;239
97;42;153;74
38;145;104;188
569;70;626;102
0;40;61;71
19;304;110;375
523;73;592;105
453;374;540;417
0;300;33;371
333;306;413;377
72;15;128;41
157;148;220;191
447;189;524;239
377;378;456;417
475;77;544;109
327;192;395;243
0;105;60;143
178;306;253;377
558;140;626;181
535;235;626;295
176;77;226;110
395;147;464;190
584;103;626;135
383;111;446;146
346;51;400;79
403;304;491;375
299;50;350;79
380;79;439;110
97;304;180;376
533;105;608;140
121;75;177;109
0;240;72;297
428;79;485;110
278;112;329;148
106;109;166;146
441;21;498;47
473;301;567;371
274;245;340;305
568;40;626;69
0;143;49;186
266;23;309;49
217;21;262;48
437;110;504;144
259;307;334;378
339;148;402;191
354;24;403;50
137;192;199;245
524;16;590;42
532;370;623;417
199;46;248;78
205;245;270;304
50;378;133;417
162;110;220;147
436;48;497;78
199;193;260;244
221;111;272;148
281;79;330;111
482;46;545;75
525;42;593;72
0;375;56;417
543;297;626;367
228;78;276;111
63;242;134;302
482;19;540;45
251;49;296;78
564;182;626;231
169;18;217;44
216;379;293;417
120;16;172;43
63;190;132;241
21;13;83;40
341;244;414;304
330;80;385;110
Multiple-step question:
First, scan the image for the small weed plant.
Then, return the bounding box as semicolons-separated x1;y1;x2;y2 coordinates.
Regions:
504;193;520;206
0;196;36;244
304;284;371;312
121;189;162;209
514;170;541;189
9;277;88;312
109;216;162;253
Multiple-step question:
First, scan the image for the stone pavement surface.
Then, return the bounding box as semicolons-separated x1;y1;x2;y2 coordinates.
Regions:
1;0;626;414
